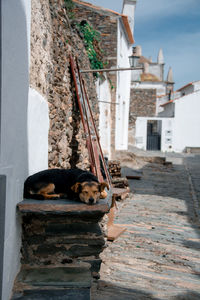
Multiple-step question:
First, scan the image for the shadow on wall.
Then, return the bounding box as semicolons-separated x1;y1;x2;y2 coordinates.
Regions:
1;0;30;299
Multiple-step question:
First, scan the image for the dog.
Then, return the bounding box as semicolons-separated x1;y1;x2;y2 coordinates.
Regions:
23;168;109;205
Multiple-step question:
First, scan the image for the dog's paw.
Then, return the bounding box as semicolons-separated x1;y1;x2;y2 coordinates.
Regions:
100;190;108;199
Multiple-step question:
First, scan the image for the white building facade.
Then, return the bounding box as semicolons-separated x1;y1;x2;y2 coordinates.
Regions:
96;0;136;156
135;117;174;152
164;83;200;152
96;76;112;159
115;14;133;151
134;81;200;153
0;1;49;299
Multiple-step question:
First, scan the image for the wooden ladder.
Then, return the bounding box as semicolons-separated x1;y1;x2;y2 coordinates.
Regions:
70;55;126;241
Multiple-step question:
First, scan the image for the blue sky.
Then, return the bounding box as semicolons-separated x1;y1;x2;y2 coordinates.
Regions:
82;0;200;90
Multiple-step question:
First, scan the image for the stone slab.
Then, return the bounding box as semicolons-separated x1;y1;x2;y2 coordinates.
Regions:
12;288;90;300
112;188;130;197
17;267;91;288
107;224;126;242
17;193;112;216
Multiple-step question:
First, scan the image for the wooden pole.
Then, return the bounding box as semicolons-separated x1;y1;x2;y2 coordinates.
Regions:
80;67;143;73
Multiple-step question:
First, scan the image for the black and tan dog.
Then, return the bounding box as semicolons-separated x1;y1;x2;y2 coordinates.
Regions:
23;168;109;205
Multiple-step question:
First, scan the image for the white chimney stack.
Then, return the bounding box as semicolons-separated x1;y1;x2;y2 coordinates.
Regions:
157;48;164;64
122;0;137;35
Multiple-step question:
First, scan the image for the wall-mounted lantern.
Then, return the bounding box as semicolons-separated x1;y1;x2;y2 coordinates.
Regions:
129;47;140;68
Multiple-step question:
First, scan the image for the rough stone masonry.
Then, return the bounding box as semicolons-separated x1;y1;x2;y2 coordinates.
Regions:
30;0;100;170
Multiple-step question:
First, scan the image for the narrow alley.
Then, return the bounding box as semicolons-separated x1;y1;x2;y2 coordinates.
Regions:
92;154;200;300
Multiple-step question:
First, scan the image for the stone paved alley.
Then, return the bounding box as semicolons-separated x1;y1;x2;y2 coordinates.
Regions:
92;153;200;300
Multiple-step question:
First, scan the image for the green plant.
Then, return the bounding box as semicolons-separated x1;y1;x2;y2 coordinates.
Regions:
64;0;75;19
78;22;104;75
108;78;114;90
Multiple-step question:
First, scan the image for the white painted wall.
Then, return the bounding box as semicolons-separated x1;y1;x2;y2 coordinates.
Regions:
179;84;194;96
96;77;111;159
178;81;200;97
131;81;166;96
135;118;147;149
0;1;31;299
149;63;163;81
28;88;49;175
158;102;174;117
131;69;143;82
135;90;200;153
115;19;132;150
135;117;174;152
173;90;200;152
131;65;164;83
122;0;137;35
193;81;200;91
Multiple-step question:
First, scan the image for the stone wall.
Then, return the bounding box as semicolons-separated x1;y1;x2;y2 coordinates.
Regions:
128;88;156;145
21;214;105;275
73;2;118;158
17;197;111;279
30;0;100;170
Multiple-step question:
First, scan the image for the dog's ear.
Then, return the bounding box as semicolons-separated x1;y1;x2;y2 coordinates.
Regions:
71;182;81;193
99;182;109;192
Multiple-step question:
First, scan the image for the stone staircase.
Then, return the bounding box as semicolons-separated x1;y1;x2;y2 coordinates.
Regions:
11;196;112;300
12;265;91;299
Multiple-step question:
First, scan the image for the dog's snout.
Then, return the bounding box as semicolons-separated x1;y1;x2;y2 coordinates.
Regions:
89;198;94;204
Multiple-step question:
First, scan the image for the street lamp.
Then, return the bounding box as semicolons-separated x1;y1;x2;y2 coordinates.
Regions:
129;47;140;68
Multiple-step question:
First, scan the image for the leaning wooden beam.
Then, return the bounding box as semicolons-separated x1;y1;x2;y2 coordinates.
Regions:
80;67;143;73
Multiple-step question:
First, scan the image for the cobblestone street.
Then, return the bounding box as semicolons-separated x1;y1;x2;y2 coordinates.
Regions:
92;154;200;300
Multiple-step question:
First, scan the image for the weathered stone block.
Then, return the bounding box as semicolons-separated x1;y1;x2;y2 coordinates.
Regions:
12;266;91;300
45;223;103;236
18;196;111;276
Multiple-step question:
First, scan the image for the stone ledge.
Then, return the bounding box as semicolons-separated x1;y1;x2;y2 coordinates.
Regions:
17;191;112;218
16;266;91;288
12;288;90;300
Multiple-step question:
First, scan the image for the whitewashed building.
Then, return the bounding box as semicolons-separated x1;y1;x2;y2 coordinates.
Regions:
159;81;200;152
135;81;200;153
129;46;175;150
1;2;31;299
114;0;136;152
0;1;49;299
94;0;137;157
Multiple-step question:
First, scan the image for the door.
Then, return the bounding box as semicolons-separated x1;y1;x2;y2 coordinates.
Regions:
147;120;162;150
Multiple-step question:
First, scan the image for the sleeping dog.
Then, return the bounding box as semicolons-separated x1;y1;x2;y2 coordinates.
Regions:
23;168;109;205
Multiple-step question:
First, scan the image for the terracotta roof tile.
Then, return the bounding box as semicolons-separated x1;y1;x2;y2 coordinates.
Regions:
160;100;173;107
176;82;193;91
140;73;160;82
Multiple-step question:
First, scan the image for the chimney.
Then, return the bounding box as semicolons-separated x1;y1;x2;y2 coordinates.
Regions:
157;48;164;64
144;62;149;74
166;67;174;83
122;0;137;35
133;45;142;56
149;56;152;63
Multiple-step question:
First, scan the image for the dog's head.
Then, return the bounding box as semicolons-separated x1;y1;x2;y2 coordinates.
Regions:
71;181;109;205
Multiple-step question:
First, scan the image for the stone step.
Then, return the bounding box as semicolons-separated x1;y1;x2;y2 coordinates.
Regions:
12;266;92;300
12;288;90;300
